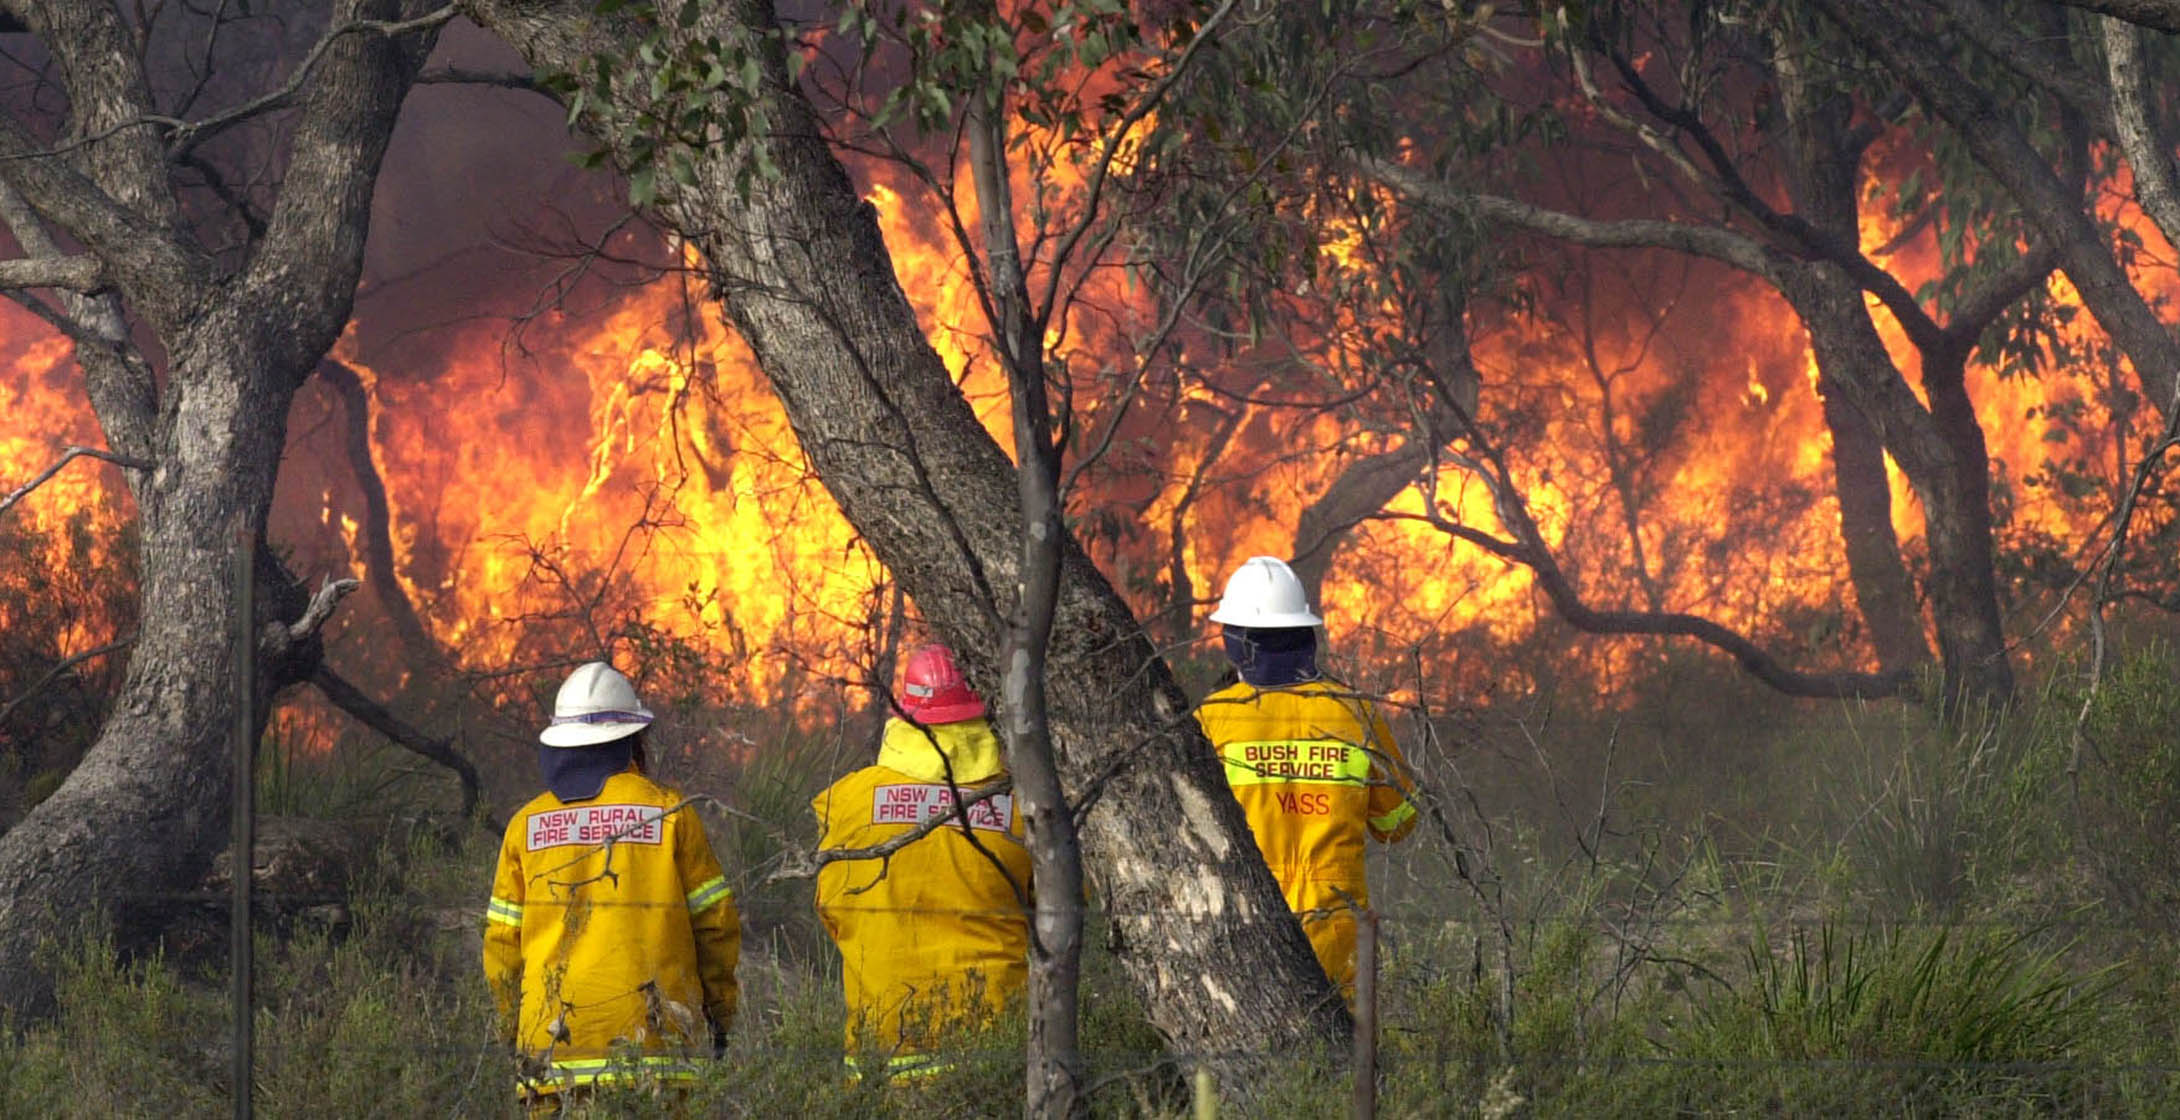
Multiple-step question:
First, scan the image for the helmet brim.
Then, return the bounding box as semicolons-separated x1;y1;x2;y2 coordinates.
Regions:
1207;605;1323;628
904;698;987;725
539;717;652;748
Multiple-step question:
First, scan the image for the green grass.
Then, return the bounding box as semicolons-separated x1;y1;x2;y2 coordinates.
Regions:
15;643;2180;1114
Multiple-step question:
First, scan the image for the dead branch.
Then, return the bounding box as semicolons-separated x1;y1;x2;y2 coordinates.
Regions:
0;445;152;518
317;358;437;659
0;254;104;293
415;67;552;97
309;665;483;823
0;6;455;172
1418;374;1916;701
287;575;361;643
0;632;135;729
532;795;713;896
767;777;1016;885
2053;0;2180;35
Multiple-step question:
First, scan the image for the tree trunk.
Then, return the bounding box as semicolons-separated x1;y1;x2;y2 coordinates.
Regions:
1782;268;2012;708
1816;382;1931;673
1773;58;1936;677
0;335;296;1016
460;0;1354;1060
0;0;437;1018
968;60;1088;1114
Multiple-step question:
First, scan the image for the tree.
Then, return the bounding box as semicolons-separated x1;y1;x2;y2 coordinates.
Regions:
0;0;447;1017
1127;0;2180;712
458;0;1355;1087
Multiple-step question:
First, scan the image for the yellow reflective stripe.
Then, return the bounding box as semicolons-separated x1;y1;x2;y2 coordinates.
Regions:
485;897;523;927
1370;800;1417;833
1220;740;1372;785
685;875;732;913
546;1055;700;1085
843;1054;953;1079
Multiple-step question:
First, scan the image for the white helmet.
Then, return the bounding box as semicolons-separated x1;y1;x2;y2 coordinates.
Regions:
539;661;655;748
1208;556;1323;628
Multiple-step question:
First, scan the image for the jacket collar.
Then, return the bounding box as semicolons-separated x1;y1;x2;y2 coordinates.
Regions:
876;716;1006;784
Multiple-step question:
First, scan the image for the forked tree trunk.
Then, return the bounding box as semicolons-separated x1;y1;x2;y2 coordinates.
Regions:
461;0;1355;1066
1772;61;1938;679
0;0;436;1018
0;335;296;1015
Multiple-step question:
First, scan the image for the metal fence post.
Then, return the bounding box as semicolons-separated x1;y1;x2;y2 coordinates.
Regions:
1192;1064;1217;1120
232;527;254;1120
1353;906;1378;1120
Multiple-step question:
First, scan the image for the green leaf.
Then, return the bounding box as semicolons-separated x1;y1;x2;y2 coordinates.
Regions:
629;164;658;209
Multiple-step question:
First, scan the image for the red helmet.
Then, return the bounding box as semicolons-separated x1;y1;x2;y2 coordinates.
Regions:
898;644;986;724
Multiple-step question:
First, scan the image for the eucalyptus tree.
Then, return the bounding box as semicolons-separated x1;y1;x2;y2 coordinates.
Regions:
0;0;447;1017
458;0;1356;1104
1136;0;2180;712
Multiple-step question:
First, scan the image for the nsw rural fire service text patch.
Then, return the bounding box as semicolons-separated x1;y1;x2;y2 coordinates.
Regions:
526;803;665;850
870;784;1014;832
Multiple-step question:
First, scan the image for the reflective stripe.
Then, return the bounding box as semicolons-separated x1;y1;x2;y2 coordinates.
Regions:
685;875;732;913
543;1054;700;1086
1370;800;1417;833
1220;739;1372;785
485;897;523;927
843;1053;954;1079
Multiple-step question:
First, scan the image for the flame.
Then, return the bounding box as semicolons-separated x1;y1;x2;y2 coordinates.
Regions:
5;116;2177;729
0;303;134;659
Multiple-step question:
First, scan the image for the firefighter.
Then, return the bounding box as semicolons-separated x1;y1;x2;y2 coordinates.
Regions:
1195;556;1418;997
483;661;741;1111
812;644;1031;1079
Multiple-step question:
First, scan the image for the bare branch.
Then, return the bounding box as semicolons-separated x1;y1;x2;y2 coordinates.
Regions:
0;253;103;293
0;445;152;519
1361;157;1785;281
2101;17;2180;256
1032;0;1241;324
286;575;362;644
415;66;555;99
2053;0;2180;33
1418;375;1915;701
1588;28;1950;354
0;633;135;729
165;5;459;162
309;665;483;823
766;777;1017;885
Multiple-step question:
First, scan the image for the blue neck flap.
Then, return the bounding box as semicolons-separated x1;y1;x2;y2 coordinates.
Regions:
1222;625;1320;688
538;739;633;803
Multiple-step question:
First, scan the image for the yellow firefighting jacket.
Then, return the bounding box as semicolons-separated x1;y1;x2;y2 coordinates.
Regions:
1196;678;1418;993
483;768;740;1095
812;716;1030;1074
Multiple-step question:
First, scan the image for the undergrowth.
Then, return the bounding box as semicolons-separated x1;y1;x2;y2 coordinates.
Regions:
7;645;2180;1115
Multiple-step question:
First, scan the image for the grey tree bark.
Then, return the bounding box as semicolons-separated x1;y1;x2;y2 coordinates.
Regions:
0;0;441;1018
964;50;1088;1114
460;0;1353;1065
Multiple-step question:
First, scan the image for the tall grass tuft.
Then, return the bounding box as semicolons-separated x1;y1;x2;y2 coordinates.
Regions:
1670;922;2110;1113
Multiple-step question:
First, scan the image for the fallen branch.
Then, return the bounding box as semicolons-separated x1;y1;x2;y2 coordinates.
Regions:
310;665;483;823
0;445;152;519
